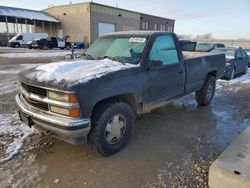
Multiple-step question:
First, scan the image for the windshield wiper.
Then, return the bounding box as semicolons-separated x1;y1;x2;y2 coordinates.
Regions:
97;56;126;64
83;52;95;60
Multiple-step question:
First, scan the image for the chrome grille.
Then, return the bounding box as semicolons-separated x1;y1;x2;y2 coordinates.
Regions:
23;94;49;111
21;82;47;97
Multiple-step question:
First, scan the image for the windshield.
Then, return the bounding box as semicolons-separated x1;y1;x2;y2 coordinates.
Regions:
196;43;213;51
85;36;148;64
211;49;235;57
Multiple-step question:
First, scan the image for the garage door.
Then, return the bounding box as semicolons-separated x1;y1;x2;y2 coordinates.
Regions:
98;23;115;37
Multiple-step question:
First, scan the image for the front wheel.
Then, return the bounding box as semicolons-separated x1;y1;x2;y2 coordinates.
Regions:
88;100;135;157
244;66;248;74
195;75;216;106
229;68;235;80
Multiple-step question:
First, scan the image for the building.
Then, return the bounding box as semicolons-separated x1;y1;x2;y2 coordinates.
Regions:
41;2;175;45
0;5;59;46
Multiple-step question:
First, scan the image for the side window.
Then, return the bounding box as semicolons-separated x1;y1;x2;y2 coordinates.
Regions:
16;35;23;40
149;35;179;65
241;50;248;58
235;50;243;58
57;38;63;42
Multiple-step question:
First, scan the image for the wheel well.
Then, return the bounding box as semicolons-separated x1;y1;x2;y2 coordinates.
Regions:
208;70;217;77
91;94;137;117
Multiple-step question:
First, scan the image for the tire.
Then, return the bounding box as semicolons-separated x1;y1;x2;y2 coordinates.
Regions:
244;66;248;74
88;100;135;157
229;68;235;80
15;43;20;48
65;44;71;50
42;45;48;50
195;75;216;106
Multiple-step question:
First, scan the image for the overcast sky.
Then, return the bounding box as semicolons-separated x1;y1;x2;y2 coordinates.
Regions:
0;0;249;39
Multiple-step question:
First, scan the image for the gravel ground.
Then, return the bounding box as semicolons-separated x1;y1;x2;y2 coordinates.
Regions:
0;53;249;187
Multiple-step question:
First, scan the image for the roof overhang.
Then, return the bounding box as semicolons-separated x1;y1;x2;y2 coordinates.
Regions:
0;5;59;23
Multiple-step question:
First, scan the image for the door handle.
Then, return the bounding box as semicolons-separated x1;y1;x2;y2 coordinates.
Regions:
179;70;183;74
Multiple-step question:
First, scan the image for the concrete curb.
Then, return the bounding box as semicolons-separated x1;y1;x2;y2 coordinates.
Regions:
209;126;250;188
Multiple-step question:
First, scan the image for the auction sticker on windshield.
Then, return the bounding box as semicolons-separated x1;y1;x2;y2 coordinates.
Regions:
129;37;146;43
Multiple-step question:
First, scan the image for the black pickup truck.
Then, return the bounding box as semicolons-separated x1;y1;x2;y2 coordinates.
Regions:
28;36;71;50
16;31;225;156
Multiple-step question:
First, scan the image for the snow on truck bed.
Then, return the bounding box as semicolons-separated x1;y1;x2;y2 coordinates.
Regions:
182;51;212;59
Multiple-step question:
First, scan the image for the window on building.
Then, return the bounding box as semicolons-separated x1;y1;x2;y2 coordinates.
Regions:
154;23;158;30
159;24;166;31
142;21;149;30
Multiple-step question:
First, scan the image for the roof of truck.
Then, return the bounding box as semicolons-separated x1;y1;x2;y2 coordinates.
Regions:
103;31;174;37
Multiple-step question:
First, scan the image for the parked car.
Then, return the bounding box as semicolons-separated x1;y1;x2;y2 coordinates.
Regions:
73;42;85;49
16;31;225;156
29;36;71;50
245;49;250;67
179;40;197;51
196;43;225;52
211;47;249;79
8;33;48;48
27;38;45;49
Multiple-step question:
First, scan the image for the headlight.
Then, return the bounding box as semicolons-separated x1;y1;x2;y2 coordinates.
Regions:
48;91;78;103
50;106;80;117
226;63;231;66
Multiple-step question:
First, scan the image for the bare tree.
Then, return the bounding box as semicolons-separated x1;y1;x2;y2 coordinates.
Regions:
196;33;213;40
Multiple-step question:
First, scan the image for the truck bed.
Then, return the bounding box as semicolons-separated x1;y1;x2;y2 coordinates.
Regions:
183;53;225;94
183;51;211;59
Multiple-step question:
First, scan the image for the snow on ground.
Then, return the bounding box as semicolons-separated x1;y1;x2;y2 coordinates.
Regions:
0;113;36;163
0;64;40;163
0;51;72;58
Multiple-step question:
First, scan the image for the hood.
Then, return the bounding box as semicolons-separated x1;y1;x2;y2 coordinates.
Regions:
19;59;137;90
9;36;17;42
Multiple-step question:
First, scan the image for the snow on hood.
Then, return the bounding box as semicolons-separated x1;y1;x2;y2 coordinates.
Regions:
23;59;137;88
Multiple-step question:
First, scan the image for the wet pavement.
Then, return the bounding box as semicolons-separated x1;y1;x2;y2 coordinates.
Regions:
0;57;249;187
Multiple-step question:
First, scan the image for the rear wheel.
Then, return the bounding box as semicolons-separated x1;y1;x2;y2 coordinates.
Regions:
65;44;71;50
14;43;20;48
42;44;48;50
195;75;216;106
88;100;135;157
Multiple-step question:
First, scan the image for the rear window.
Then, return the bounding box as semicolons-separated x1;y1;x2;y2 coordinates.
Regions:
196;43;213;51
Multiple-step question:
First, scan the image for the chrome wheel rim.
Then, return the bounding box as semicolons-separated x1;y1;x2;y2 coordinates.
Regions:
105;114;126;144
207;82;214;100
230;69;235;79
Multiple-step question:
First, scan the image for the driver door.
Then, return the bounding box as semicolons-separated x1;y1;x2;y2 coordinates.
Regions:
143;34;185;104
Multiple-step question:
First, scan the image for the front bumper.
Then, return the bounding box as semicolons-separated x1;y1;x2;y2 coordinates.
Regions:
15;94;91;144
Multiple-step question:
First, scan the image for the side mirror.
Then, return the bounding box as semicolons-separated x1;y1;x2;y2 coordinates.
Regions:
148;60;163;69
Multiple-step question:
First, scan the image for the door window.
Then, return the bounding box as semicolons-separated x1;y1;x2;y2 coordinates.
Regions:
149;35;179;65
235;50;243;58
240;50;248;58
16;35;23;40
